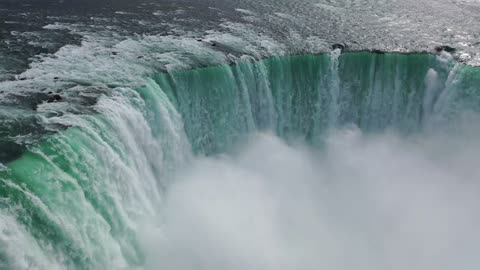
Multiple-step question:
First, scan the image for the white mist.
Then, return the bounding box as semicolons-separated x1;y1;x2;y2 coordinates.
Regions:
141;124;480;270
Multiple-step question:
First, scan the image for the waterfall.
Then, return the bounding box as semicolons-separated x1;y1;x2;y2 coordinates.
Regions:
154;52;480;154
1;51;480;269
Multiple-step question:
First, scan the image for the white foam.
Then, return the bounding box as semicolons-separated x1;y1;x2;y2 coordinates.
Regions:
144;128;480;270
235;9;256;15
0;211;65;270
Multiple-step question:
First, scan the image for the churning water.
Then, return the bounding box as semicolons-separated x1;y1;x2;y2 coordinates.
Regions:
1;0;480;269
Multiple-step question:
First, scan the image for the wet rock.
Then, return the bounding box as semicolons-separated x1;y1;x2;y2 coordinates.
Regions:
47;94;62;103
7;92;51;110
332;43;346;51
0;140;25;164
371;49;385;54
435;45;456;53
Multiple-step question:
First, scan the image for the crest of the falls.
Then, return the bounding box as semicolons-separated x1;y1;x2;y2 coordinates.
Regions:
153;52;479;154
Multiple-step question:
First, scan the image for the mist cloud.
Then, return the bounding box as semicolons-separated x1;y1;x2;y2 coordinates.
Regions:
141;127;480;270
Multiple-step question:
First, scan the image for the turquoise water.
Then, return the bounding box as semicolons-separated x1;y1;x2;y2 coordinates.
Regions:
1;52;479;269
154;52;479;153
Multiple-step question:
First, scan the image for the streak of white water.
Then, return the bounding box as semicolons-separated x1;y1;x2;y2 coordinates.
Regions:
328;48;342;127
0;211;63;270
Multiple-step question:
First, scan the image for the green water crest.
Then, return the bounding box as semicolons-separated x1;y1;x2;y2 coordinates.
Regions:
155;52;480;154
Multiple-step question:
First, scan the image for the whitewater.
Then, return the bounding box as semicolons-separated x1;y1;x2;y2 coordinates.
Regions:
1;0;480;269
